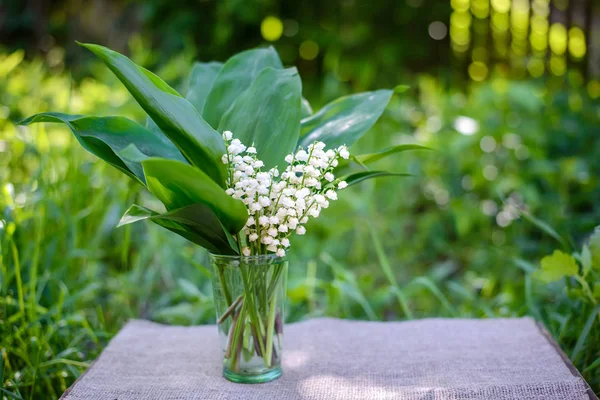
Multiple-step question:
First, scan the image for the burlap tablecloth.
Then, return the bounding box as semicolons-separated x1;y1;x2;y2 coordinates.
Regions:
61;317;595;400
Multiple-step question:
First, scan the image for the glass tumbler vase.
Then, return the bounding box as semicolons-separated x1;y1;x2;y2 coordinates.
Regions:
210;254;287;383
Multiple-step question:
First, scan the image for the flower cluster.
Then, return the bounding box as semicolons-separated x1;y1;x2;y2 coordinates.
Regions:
221;131;349;257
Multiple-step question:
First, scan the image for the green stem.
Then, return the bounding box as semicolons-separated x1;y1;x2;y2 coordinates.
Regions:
239;263;267;364
217;294;244;324
218;264;233;306
264;293;278;367
228;300;247;371
266;264;284;300
225;301;243;359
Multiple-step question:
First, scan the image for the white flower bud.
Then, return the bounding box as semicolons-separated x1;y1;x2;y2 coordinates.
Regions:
258;196;271;207
296;150;309;162
325;190;338;200
247;146;257;154
285;154;294;163
268;227;278;237
278;224;288;233
276;248;286;257
339;148;350;159
295;188;310;199
249;233;259;242
267;244;278;252
276;208;288;219
337;181;348;189
281;238;290;247
324;172;334;182
309;207;320;218
287;218;299;229
223;131;233;140
282;197;295;208
305;178;318;187
296;226;306;235
242;247;251;256
257;185;269;195
269;216;279;225
259;216;270;226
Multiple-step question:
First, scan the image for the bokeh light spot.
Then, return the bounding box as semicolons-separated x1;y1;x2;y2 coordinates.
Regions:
549;23;567;55
468;61;488;81
527;58;545;77
283;19;299;37
428;21;448;40
483;164;499;181
261;16;283;42
549;55;566;76
455;116;479;135
480;136;497;153
451;0;470;12
568;27;586;59
299;41;319;60
491;0;511;13
587;80;600;99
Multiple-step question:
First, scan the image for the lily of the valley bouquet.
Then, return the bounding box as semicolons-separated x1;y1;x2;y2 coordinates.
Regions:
22;43;420;383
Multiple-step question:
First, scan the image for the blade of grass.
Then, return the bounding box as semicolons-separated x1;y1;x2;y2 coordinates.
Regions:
369;223;413;319
10;242;25;324
410;276;456;317
571;304;600;363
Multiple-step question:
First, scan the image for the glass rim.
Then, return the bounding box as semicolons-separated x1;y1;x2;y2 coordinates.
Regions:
208;252;287;263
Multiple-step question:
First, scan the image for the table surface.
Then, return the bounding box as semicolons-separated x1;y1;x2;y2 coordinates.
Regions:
61;317;597;400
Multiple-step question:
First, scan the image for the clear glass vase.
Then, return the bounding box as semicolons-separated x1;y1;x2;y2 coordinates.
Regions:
210;254;287;383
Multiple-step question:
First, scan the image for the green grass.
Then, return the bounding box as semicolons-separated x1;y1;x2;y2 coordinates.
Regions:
1;51;599;398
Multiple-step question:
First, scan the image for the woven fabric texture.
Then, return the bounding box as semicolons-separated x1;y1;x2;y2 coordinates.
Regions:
62;317;590;400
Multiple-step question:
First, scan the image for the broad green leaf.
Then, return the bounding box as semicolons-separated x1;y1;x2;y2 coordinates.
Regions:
218;67;302;169
202;47;283;128
341;171;411;187
118;204;238;254
298;89;393;149
186;61;223;112
589;226;600;270
535;250;579;283
354;144;431;164
79;42;227;186
19;112;186;184
301;97;313;118
141;158;247;234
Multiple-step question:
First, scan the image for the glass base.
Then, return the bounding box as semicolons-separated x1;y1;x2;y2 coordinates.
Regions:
223;367;282;383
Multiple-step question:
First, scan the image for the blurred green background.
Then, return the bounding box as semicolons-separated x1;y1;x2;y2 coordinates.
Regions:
1;0;600;398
